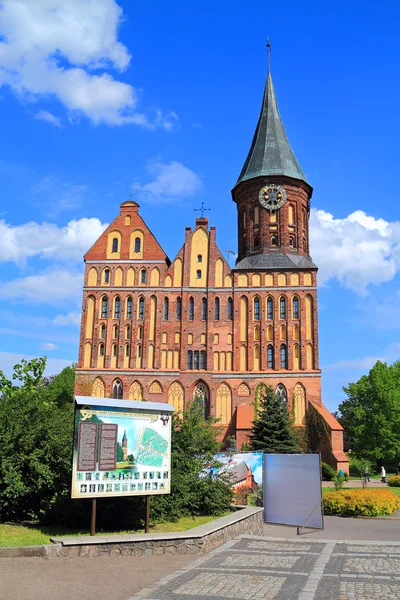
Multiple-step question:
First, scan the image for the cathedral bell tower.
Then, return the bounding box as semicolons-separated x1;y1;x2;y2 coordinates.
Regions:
232;70;315;270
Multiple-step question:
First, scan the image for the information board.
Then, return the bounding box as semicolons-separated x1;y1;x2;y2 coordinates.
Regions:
263;453;323;528
71;397;173;499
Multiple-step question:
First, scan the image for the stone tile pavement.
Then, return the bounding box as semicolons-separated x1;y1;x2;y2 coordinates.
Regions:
129;536;400;599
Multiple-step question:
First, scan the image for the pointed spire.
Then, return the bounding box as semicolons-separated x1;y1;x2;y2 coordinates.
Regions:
235;63;308;187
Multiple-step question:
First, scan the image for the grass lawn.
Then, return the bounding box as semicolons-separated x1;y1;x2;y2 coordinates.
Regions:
0;514;228;547
322;487;400;497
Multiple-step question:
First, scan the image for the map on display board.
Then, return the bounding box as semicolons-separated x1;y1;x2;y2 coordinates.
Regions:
71;397;173;499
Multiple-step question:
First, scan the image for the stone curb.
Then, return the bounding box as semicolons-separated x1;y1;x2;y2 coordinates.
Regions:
0;544;62;559
0;507;263;559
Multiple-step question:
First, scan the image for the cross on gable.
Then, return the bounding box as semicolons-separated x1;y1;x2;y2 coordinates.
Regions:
194;202;211;217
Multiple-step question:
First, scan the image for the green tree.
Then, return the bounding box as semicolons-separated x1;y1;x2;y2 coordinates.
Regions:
249;385;300;453
0;358;75;521
116;442;124;463
43;364;76;407
152;401;233;521
339;360;400;466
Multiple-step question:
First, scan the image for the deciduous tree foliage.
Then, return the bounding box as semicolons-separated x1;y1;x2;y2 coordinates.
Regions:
339;360;400;466
151;402;233;522
0;359;232;526
249;385;300;454
0;358;75;520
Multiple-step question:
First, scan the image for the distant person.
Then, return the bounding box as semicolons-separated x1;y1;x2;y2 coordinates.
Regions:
397;463;400;476
381;466;386;483
364;466;370;483
338;468;345;478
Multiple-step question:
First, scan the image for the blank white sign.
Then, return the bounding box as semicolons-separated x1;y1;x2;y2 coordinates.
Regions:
263;454;323;528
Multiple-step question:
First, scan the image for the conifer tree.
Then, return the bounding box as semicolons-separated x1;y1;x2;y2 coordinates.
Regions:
249;385;300;453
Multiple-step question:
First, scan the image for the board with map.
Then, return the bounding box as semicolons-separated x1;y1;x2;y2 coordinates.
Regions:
71;401;172;499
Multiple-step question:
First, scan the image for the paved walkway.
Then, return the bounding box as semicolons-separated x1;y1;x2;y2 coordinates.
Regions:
0;553;193;600
264;516;400;541
323;480;388;488
130;535;400;600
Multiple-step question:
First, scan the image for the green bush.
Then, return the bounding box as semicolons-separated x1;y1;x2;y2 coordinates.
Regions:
0;360;233;527
321;462;336;481
324;489;400;517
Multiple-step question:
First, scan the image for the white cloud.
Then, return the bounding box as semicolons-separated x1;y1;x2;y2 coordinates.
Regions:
31;175;88;214
53;311;81;326
0;217;108;264
35;110;62;128
310;208;400;294
40;342;58;351
0;350;73;379
323;342;400;372
132;161;203;204
0;270;83;306
323;356;380;372
0;0;177;128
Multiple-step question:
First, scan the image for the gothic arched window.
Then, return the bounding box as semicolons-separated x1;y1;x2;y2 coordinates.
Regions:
254;297;260;320
187;350;193;370
113;379;123;399
112;238;118;253
271;235;277;246
141;269;146;284
193;382;209;419
114;296;120;319
177;296;182;320
280;297;286;319
138;297;144;319
135;237;141;253
104;269;110;284
267;344;274;369
202;298;207;320
280;344;287;369
267;297;273;319
101;296;108;318
293;296;299;319
127;297;132;319
200;350;207;370
193;350;200;370
276;383;287;403
100;324;106;339
164;297;169;320
228;297;233;320
189;297;194;321
215;297;220;320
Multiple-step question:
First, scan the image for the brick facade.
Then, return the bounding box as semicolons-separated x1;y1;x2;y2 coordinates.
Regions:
74;73;348;472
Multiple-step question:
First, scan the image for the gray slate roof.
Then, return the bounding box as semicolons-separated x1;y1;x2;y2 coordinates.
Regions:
234;252;317;271
226;461;249;485
235;73;308;187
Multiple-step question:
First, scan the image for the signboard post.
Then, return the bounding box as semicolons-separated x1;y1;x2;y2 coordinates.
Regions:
71;396;174;535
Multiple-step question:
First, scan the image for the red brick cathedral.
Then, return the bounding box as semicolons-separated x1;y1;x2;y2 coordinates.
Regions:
75;69;348;471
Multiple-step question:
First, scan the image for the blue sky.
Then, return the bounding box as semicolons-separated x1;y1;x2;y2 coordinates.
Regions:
1;0;399;412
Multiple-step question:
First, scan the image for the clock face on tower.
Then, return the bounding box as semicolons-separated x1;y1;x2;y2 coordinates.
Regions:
259;184;287;210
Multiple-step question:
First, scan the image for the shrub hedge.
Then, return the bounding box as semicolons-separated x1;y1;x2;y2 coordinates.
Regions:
323;489;400;517
388;475;400;487
321;462;336;481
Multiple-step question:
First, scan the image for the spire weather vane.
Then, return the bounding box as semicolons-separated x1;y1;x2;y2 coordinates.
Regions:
194;202;211;218
267;36;271;73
